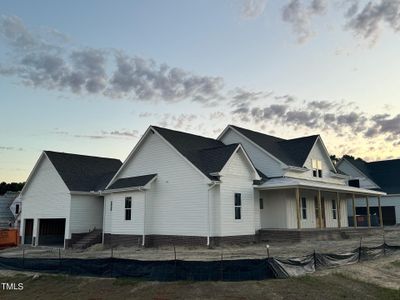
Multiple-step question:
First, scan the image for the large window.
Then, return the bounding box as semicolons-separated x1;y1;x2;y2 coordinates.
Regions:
301;197;307;219
125;197;132;220
312;159;323;178
331;199;337;220
234;193;241;220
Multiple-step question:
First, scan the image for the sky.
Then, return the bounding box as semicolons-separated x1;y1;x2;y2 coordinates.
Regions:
1;0;400;182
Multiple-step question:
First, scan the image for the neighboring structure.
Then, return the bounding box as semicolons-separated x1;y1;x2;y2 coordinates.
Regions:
9;194;22;229
0;191;19;228
19;151;122;247
19;125;385;248
337;157;400;226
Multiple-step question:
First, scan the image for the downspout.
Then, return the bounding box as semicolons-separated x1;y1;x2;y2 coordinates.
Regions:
207;182;218;247
139;188;146;247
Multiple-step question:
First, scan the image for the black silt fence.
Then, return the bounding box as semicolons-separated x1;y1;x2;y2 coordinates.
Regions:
0;243;399;281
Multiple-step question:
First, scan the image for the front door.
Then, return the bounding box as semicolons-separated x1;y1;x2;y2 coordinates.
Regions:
314;197;326;228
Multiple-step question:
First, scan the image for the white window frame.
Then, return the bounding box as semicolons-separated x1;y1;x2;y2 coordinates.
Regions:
312;159;323;178
125;197;132;221
331;199;337;220
234;193;242;220
301;197;307;220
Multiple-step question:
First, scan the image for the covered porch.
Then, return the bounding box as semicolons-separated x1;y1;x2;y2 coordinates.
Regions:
256;177;386;230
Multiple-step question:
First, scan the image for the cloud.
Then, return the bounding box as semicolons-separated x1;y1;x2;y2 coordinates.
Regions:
0;146;23;151
106;53;224;103
365;114;400;142
0;15;225;106
345;0;400;44
281;0;327;43
105;130;139;138
241;0;268;19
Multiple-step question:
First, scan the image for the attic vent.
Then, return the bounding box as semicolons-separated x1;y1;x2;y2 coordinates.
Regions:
348;179;360;188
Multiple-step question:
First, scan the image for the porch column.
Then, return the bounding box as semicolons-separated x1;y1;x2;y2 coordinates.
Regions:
317;190;322;229
366;195;371;227
295;187;301;229
378;195;383;228
352;193;357;228
336;192;341;228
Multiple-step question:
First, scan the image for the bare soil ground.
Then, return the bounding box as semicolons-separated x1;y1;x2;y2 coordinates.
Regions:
0;230;399;299
1;257;400;300
1;228;398;261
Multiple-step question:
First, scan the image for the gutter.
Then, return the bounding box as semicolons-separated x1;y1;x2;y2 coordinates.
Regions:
207;182;219;247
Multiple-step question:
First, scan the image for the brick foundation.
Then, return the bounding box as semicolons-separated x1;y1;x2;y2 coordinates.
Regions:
103;233;257;247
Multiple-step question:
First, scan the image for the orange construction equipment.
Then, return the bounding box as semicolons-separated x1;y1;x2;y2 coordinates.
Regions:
0;228;19;249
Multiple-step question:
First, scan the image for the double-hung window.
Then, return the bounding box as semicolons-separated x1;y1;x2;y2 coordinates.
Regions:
234;193;241;220
125;197;132;220
312;159;323;178
331;199;337;220
301;197;307;219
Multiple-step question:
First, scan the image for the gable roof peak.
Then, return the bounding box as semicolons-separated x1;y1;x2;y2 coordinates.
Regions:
226;125;320;167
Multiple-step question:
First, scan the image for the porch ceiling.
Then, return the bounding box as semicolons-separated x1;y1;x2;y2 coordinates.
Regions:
255;177;386;196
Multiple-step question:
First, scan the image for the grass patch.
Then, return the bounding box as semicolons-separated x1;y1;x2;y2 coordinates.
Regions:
390;260;400;268
0;273;398;300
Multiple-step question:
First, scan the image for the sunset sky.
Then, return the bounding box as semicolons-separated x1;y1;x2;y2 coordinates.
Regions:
1;0;400;182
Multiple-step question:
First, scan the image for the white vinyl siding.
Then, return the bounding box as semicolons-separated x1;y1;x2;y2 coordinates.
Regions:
70;195;103;233
286;140;345;185
20;155;71;242
104;191;145;235
111;132;209;236
218;149;256;236
219;128;284;177
337;160;380;189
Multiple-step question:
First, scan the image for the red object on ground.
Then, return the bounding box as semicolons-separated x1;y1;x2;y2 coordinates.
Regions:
0;228;19;249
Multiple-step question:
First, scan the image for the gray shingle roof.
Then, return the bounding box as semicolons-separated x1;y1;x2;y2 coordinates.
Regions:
345;157;400;194
229;125;319;167
152;126;241;180
44;151;122;192
107;174;157;190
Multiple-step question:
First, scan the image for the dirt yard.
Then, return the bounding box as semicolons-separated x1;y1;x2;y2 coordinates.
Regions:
0;227;398;261
0;255;399;300
0;229;399;299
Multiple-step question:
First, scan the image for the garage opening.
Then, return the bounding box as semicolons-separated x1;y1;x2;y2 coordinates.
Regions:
24;219;33;245
38;218;65;246
382;206;396;226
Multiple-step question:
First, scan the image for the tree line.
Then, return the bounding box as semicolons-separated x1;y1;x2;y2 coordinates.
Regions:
0;182;25;195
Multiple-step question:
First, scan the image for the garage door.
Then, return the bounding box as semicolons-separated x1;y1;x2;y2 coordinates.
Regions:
38;218;65;246
382;207;396;226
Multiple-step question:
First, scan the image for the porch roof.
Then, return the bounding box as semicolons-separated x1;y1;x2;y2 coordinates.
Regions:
255;177;386;196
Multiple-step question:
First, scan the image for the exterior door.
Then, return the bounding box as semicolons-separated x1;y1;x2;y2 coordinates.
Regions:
24;219;33;245
314;197;326;228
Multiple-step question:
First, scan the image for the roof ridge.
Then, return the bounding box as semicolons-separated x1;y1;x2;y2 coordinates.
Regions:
229;124;285;141
282;134;320;142
44;150;121;161
151;125;217;142
199;143;239;152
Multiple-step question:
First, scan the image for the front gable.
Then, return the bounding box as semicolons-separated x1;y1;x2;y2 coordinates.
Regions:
218;127;284;177
21;153;70;219
219;147;260;180
109;128;209;185
22;153;70;198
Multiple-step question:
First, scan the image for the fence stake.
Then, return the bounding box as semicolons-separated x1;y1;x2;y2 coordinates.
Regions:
22;247;25;268
173;244;177;280
358;237;362;262
220;252;224;281
313;250;317;271
58;248;61;268
383;232;386;256
110;247;114;277
266;244;270;259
